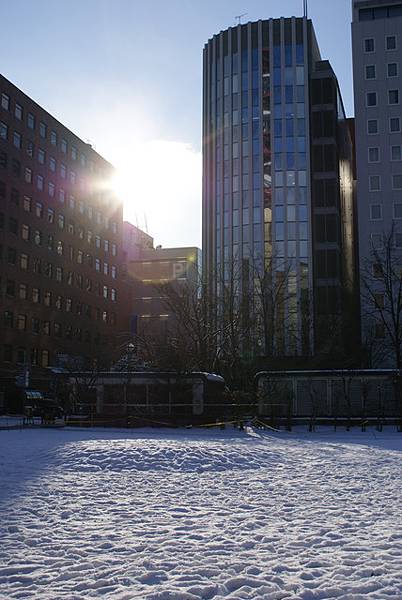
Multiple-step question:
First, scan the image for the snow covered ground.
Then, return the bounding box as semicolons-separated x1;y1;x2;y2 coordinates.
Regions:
1;426;402;599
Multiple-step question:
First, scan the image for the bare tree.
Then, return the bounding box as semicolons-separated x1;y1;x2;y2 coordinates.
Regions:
361;227;402;368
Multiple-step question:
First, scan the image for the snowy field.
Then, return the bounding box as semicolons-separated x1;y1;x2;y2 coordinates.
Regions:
1;426;402;599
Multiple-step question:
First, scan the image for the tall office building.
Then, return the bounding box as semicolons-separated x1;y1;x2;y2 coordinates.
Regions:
352;1;402;345
0;74;128;388
202;17;358;359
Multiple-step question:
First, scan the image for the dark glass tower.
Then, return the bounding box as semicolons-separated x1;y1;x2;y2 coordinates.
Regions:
202;17;358;360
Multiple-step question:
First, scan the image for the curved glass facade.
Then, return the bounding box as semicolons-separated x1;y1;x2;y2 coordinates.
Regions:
203;17;314;355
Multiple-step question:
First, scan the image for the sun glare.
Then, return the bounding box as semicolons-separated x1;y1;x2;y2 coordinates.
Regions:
111;140;201;247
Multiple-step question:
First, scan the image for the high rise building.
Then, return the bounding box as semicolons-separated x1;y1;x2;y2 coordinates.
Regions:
0;74;128;388
352;0;402;348
202;17;358;360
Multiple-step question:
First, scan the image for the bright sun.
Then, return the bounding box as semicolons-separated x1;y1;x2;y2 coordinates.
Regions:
111;140;202;247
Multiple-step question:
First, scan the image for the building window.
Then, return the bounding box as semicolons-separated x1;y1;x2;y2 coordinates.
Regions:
41;350;49;367
395;232;402;247
37;175;44;191
47;208;54;223
103;285;108;299
49;157;56;172
386;35;397;51
71;146;77;160
390;117;401;132
20;253;29;271
6;279;15;296
58;214;65;229
370;204;382;220
111;243;117;256
38;148;45;164
392;174;402;189
389;89;400;105
27;113;35;129
95;258;101;272
391;145;402;161
34;230;42;246
95;236;101;248
44;291;51;306
77;250;83;264
1;93;10;110
50;130;57;146
69;171;76;184
14;103;23;120
55;295;62;310
4;344;13;362
16;348;26;364
21;224;30;241
36;202;43;218
48;182;55;197
369;175;381;191
42;322;50;336
0;121;7;140
66;298;72;312
24;168;32;183
17;314;27;331
69;195;75;210
364;38;375;53
60;163;66;179
111;265;117;279
7;248;16;265
366;92;377;107
11;159;20;176
23;196;32;212
394;203;402;218
13;132;22;149
32;287;40;303
9;218;18;234
388;63;398;77
39;121;47;138
19;283;27;300
4;310;14;328
59;189;65;204
104;239;109;252
32;310;41;331
368;147;380;162
0;150;7;167
55;267;63;282
103;262;109;275
365;65;376;79
111;288;117;302
26;140;34;157
45;262;53;278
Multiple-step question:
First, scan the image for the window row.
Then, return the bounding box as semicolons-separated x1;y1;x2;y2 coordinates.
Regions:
367;116;402;134
369;202;402;220
366;89;400;107
2;280;117;305
364;35;397;53
3;344;50;368
0;246;117;283
368;145;402;162
365;62;399;79
3;311;115;334
369;174;402;191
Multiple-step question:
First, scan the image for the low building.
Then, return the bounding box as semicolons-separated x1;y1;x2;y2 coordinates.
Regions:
126;244;202;341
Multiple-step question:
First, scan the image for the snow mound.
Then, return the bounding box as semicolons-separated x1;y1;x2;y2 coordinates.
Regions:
50;437;283;473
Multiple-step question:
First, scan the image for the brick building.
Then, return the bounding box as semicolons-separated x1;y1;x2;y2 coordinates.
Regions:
0;74;128;390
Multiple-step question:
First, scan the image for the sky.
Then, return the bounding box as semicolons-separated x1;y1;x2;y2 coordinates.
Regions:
0;0;354;248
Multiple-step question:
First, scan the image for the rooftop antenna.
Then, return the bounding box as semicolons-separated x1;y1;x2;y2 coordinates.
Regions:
144;212;149;234
303;0;308;18
235;12;247;25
